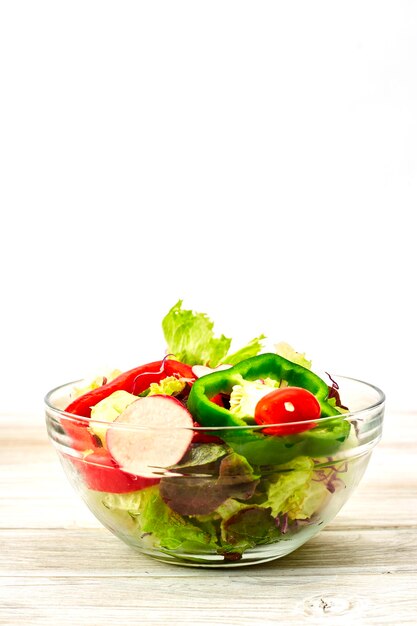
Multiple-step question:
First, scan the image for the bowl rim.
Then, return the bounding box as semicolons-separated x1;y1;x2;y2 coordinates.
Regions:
44;374;385;432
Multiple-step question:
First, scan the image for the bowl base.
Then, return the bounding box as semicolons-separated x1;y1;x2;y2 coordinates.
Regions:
127;532;317;568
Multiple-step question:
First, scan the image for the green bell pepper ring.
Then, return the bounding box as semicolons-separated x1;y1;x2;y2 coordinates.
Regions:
187;353;350;465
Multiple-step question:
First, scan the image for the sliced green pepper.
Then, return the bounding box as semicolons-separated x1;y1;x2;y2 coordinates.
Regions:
187;353;350;465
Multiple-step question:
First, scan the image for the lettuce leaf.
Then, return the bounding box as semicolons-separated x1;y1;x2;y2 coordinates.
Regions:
229;375;278;419
220;505;281;550
274;342;312;370
162;300;265;367
297;480;329;519
72;369;122;398
90;390;138;446
102;490;143;514
261;456;315;519
103;485;220;552
168;443;229;469
162;300;231;367
159;451;259;516
224;335;267;366
148;376;186;397
214;499;281;553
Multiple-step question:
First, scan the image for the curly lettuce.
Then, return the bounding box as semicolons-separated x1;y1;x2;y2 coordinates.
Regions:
89;390;138;446
274;342;312;370
260;456;328;520
162;300;265;367
229;376;279;419
148;376;186;397
103;486;220;553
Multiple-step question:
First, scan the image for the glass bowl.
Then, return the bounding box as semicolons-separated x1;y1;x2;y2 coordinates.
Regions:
45;375;384;567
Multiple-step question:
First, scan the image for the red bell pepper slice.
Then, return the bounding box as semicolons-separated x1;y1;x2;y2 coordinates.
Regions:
66;359;193;417
63;358;195;450
70;450;159;493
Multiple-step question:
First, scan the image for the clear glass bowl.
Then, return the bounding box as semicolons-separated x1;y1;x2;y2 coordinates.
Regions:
45;375;384;567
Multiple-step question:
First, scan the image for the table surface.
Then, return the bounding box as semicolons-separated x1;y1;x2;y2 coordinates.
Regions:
1;410;416;626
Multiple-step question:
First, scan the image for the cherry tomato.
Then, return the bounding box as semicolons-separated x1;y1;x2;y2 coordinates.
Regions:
254;387;320;436
70;450;159;493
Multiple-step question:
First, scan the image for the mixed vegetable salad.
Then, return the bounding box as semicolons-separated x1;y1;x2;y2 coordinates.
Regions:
62;301;353;561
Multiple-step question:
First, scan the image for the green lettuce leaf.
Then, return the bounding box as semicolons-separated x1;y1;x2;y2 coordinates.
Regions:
104;486;220;553
261;456;315;519
162;300;231;367
223;335;267;366
162;300;265;367
102;490;143;514
297;480;329;519
148;376;186;397
274;342;312;370
90;390;138;445
229;375;278;419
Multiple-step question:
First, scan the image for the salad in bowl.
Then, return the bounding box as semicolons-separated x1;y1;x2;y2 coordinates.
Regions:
45;301;384;567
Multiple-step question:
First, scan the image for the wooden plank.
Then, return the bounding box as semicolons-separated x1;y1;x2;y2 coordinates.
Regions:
0;573;416;626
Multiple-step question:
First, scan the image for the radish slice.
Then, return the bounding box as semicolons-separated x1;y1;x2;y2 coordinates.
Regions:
192;364;232;378
106;395;194;478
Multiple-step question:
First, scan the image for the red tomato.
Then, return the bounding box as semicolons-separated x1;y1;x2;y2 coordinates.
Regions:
70;450;159;493
254;387;320;436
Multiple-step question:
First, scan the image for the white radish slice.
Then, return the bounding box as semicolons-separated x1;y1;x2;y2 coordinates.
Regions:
106;395;194;478
192;363;232;378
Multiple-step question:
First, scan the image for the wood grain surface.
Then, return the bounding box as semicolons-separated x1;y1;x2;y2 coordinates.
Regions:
1;411;416;625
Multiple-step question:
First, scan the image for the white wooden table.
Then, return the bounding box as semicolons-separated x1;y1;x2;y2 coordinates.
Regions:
1;410;416;625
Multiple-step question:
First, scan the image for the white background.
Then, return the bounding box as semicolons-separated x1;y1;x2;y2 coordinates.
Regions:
1;1;416;415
